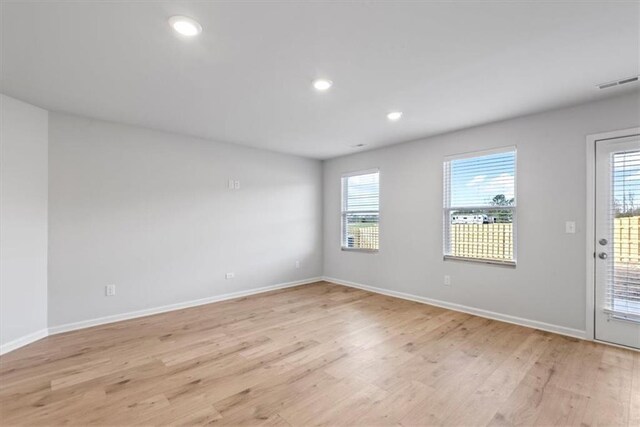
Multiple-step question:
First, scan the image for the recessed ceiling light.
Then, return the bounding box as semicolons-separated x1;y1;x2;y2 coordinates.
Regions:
168;16;202;37
312;79;333;91
387;111;403;121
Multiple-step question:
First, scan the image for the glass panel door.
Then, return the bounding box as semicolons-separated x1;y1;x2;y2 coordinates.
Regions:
595;135;640;349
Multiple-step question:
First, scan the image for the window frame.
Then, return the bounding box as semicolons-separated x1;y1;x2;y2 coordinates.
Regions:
341;168;380;253
443;146;517;266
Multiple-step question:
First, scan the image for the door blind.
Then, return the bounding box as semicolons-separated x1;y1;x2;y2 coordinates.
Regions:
606;150;640;320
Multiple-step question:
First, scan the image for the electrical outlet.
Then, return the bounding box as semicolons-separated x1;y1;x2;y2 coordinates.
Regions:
228;179;235;190
225;272;235;279
565;221;576;234
234;180;240;190
295;260;300;269
105;284;116;296
444;275;451;286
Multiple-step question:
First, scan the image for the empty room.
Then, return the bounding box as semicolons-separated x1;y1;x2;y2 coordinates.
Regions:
1;0;639;425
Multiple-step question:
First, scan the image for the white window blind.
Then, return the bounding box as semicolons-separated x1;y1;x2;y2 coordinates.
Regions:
341;170;379;251
443;147;516;264
606;150;640;320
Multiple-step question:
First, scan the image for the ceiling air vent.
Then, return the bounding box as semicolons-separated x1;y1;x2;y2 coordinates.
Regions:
597;75;639;90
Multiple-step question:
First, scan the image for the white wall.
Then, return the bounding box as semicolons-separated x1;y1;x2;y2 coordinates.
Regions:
0;94;49;350
323;91;640;335
4;90;639;349
48;113;323;329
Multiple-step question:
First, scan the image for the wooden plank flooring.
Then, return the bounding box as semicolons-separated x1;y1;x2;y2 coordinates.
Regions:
0;281;638;426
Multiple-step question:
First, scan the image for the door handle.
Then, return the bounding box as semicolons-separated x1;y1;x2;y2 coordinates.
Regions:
599;238;608;246
598;252;608;260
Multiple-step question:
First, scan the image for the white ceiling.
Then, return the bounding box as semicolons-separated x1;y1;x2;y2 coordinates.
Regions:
1;1;639;159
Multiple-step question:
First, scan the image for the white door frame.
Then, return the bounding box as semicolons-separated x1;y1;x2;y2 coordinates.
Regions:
586;127;640;342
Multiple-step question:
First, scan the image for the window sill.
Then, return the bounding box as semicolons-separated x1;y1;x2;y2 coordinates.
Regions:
443;255;516;267
341;247;379;253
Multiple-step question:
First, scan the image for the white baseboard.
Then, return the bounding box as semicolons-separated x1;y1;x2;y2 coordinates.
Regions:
0;328;49;356
2;276;588;356
1;277;321;355
323;276;587;340
48;277;322;335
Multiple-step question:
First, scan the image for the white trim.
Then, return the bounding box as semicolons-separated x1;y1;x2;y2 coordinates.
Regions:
323;276;586;340
443;255;516;267
340;168;380;179
48;277;322;335
443;144;516;161
0;278;321;355
0;328;49;356
585;127;640;342
594;338;640;353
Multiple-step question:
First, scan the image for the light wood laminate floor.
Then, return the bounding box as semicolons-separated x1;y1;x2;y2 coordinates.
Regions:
1;281;638;426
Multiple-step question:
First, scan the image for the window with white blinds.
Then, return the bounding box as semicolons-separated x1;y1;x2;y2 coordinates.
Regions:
443;147;516;264
341;170;379;251
606;150;640;320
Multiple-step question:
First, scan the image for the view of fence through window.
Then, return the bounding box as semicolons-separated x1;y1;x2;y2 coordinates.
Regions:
609;150;640;318
341;171;379;250
444;149;516;263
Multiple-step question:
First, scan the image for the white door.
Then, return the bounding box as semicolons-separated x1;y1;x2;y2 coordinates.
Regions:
595;135;640;349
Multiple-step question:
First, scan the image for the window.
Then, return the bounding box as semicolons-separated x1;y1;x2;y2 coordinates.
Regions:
607;149;640;319
443;147;516;265
342;170;379;251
